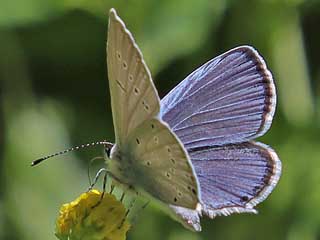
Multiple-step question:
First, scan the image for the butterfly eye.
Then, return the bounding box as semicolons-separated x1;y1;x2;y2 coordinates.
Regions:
104;146;112;157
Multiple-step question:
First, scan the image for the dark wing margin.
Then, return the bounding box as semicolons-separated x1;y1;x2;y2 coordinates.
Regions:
160;46;276;149
188;141;281;218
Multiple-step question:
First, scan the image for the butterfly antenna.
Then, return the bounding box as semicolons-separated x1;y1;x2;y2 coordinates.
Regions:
31;141;113;166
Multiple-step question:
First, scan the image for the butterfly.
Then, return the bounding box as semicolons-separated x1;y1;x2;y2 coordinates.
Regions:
33;8;281;232
106;8;281;231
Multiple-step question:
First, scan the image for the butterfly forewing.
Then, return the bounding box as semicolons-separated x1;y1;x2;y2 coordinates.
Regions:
161;46;276;149
123;118;200;209
107;9;200;210
107;9;160;146
166;142;281;231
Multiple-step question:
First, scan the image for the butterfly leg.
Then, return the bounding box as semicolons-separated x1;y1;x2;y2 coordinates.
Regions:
110;182;115;194
127;200;150;228
120;191;126;202
140;201;150;214
87;156;104;187
117;197;136;229
99;171;108;201
91;169;108;208
88;168;107;191
119;184;131;202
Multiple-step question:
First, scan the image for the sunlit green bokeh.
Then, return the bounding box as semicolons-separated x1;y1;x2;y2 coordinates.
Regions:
1;0;320;239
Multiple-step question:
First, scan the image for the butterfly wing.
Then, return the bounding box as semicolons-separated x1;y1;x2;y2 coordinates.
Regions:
188;142;281;218
160;46;276;149
107;9;160;146
121;118;200;209
107;9;200;210
160;47;280;228
167;142;281;230
167;205;201;232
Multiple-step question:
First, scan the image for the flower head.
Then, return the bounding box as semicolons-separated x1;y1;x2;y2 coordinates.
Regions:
55;190;131;240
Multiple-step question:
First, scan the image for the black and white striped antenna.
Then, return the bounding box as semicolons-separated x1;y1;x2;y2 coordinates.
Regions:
31;141;113;166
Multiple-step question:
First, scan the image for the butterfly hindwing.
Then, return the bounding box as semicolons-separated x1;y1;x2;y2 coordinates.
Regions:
167;142;281;231
167;205;201;232
107;9;160;146
161;46;276;149
122;118;200;209
189;141;281;218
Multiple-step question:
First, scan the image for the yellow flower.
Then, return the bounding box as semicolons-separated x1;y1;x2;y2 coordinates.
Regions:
55;190;131;240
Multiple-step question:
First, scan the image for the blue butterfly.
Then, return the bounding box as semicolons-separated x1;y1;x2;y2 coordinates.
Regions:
106;9;281;231
33;8;281;232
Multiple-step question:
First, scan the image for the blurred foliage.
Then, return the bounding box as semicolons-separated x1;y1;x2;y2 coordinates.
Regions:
1;0;320;239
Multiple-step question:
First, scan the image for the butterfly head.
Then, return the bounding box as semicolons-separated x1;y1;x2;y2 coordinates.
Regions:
103;143;119;172
103;144;132;185
104;144;113;159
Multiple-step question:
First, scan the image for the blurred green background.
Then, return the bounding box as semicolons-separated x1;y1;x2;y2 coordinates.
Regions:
1;0;320;239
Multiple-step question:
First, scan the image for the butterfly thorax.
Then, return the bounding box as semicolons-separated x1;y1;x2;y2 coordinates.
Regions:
106;144;139;188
